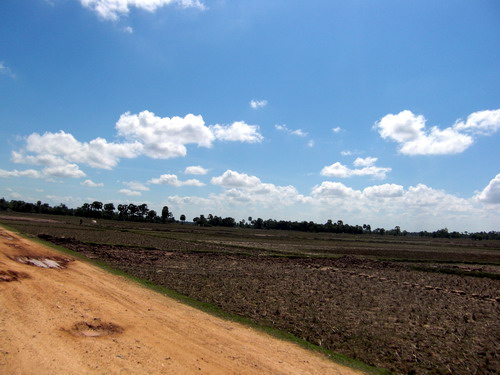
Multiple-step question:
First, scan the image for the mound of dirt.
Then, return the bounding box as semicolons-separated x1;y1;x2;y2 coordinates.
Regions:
67;319;124;337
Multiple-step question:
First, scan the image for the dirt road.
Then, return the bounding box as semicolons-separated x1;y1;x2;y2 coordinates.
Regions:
0;227;363;375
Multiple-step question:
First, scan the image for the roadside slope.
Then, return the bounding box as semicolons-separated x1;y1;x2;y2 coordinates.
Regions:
0;227;363;375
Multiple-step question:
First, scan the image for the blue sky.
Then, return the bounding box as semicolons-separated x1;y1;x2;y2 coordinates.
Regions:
1;0;499;232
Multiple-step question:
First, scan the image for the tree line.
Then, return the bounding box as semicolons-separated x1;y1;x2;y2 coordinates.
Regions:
0;197;498;240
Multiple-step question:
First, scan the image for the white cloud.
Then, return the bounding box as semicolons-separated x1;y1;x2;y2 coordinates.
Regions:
475;174;500;204
9;192;22;199
332;127;342;133
307;140;315;148
363;184;404;198
321;159;391;180
22;131;142;169
149;174;204;186
0;61;15;78
116;111;213;159
341;150;362;156
81;179;104;187
353;157;377;167
210;121;263;143
42;164;86;178
311;181;361;198
184;165;208;175
249;99;268;109
12;111;264;178
123;26;134;33
80;0;206;21
402;184;472;212
453;109;500;136
119;189;142;196
0;169;43;179
210;170;309;208
399;127;472;156
123;181;150;191
374;110;497;155
211;170;260;188
275;124;308;137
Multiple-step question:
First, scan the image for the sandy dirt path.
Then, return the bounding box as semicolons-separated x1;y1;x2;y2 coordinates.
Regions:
0;227;364;375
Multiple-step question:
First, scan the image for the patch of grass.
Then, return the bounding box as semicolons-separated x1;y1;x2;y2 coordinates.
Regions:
2;223;390;375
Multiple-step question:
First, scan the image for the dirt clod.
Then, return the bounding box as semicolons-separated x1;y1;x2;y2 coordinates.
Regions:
0;270;30;282
68;320;124;337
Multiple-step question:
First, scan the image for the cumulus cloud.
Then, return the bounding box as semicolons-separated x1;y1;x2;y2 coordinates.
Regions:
249;99;268;109
321;158;391;180
363;184;404;198
123;181;150;191
307;140;315;148
275;124;308;137
210;121;263;143
332;127;342;133
375;109;500;155
353;157;377;167
149;174;204;186
211;170;261;188
80;0;206;21
453;110;500;136
311;181;360;198
184;165;208;175
81;179;104;187
475;174;500;204
42;164;86;178
116;111;213;159
12;111;264;178
210;170;309;207
119;189;142;196
0;169;43;179
20;131;142;169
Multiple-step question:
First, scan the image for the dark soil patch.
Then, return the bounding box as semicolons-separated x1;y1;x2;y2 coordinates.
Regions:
0;270;30;282
40;235;500;375
67;319;124;337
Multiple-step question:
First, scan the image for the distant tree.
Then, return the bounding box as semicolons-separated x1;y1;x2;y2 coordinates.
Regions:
128;204;139;220
161;206;170;223
147;209;157;222
117;204;128;220
138;203;149;220
91;201;103;216
180;214;186;224
103;203;115;219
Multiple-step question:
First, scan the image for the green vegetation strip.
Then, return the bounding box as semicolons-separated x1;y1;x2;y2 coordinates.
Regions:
2;224;390;375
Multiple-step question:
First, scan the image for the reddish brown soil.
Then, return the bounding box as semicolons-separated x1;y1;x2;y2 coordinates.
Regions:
42;235;500;375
